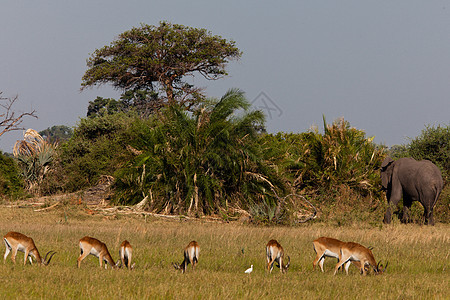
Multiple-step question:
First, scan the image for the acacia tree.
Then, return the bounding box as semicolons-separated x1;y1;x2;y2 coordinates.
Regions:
81;22;242;107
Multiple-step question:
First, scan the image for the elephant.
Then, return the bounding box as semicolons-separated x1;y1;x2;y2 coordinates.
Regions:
380;157;443;225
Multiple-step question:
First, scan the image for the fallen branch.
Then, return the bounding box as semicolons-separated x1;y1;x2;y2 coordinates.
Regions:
33;202;59;212
89;200;223;222
277;193;317;223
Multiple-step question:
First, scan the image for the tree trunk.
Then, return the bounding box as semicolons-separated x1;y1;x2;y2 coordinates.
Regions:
165;79;174;105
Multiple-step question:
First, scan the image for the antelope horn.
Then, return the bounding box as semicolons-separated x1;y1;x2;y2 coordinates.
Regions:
44;251;56;265
286;256;291;268
115;260;121;268
43;251;51;262
382;261;389;272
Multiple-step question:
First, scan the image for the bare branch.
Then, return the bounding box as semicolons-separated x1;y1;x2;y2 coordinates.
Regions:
0;92;37;138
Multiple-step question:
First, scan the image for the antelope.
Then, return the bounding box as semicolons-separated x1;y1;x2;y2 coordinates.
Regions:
334;241;388;275
77;236;117;269
118;240;134;269
266;239;290;273
3;232;56;266
172;241;200;273
312;237;366;273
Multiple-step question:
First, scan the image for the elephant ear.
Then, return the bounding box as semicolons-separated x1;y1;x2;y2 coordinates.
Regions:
381;157;394;170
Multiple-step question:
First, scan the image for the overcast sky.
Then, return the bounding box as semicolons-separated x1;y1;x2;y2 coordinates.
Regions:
1;1;449;152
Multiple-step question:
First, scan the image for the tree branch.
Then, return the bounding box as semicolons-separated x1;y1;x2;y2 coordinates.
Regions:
0;92;37;138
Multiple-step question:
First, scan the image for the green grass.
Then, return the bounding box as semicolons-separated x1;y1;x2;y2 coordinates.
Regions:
0;206;448;299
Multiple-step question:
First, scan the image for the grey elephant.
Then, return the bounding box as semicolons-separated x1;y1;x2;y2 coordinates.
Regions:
380;157;443;225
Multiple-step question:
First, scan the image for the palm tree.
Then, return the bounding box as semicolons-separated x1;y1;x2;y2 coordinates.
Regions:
114;89;283;215
13;129;57;195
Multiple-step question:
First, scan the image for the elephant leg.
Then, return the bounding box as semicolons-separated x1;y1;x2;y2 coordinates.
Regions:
401;205;411;223
384;189;402;224
421;186;438;226
428;212;435;226
424;206;435;226
383;205;392;224
401;194;413;224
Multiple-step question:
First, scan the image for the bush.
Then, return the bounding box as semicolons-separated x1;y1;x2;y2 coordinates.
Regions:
408;124;449;181
45;113;135;193
0;151;24;199
258;117;386;224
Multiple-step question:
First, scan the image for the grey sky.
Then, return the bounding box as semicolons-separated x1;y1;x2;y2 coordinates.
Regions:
1;1;449;152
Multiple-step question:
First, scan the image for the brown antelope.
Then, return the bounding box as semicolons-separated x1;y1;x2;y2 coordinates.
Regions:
118;240;134;269
77;236;118;269
3;232;56;266
313;237;366;273
266;239;290;273
172;241;200;273
334;241;388;275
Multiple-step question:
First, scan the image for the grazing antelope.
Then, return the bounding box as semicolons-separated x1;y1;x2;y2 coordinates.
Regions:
266;239;290;273
3;232;56;266
172;241;200;273
334;241;388;275
312;237;366;273
77;236;117;269
118;240;134;269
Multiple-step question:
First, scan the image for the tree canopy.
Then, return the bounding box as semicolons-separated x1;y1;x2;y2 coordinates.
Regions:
39;125;73;143
82;22;242;107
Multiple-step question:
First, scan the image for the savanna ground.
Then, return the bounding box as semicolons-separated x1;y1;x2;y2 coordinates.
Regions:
0;202;448;299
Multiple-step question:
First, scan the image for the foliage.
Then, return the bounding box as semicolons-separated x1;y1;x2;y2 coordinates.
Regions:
0;151;23;198
260;117;385;193
407;124;449;181
113;89;284;216
13;129;57;195
388;144;409;160
87;90;159;118
389;124;449;181
54;113;135;193
39;125;73;143
86;97;120;118
302;117;385;191
258;117;387;224
81;22;242;106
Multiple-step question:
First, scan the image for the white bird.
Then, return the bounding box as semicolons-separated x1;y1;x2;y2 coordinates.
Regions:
245;265;253;274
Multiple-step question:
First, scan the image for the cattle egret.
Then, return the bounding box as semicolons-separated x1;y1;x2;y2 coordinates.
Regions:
245;264;253;274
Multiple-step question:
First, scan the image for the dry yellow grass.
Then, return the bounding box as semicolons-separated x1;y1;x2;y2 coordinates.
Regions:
0;205;448;299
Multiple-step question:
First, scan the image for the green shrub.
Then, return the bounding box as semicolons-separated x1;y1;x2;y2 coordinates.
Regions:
408;124;449;181
48;113;135;193
258;117;386;224
0;151;24;199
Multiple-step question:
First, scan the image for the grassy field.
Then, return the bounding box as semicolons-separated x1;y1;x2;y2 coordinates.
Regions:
0;205;448;299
